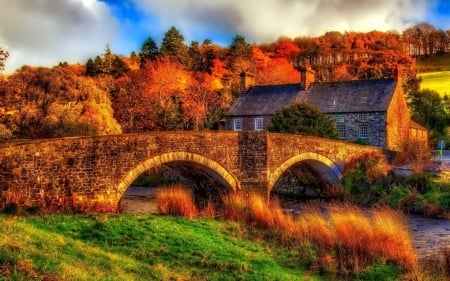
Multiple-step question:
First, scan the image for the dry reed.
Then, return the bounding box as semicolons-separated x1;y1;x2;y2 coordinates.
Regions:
156;184;197;219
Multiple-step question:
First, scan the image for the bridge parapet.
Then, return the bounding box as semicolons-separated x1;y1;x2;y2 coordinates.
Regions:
0;132;384;212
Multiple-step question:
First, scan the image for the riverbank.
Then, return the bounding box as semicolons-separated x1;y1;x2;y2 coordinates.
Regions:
119;186;450;262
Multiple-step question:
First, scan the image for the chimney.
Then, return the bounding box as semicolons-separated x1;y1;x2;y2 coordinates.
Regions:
239;72;254;93
240;72;246;93
299;64;315;91
394;65;403;82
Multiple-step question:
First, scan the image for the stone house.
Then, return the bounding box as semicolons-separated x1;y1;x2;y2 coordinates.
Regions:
225;67;428;151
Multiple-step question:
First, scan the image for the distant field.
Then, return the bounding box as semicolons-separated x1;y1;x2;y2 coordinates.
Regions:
418;71;450;96
416;53;450;96
416;53;450;72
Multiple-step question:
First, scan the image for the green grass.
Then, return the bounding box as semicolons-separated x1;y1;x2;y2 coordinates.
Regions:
0;214;321;281
418;71;450;96
416;53;450;96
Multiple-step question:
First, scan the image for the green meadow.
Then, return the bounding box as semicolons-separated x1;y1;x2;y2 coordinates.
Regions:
417;53;450;96
418;71;450;96
0;214;321;281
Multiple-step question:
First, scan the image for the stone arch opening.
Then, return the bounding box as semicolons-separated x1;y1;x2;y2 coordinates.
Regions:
116;152;239;213
269;152;342;199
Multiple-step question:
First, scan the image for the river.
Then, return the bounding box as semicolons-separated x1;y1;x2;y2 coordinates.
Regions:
120;186;450;260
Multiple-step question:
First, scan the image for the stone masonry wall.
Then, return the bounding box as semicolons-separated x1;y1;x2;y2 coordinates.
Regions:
329;112;387;148
0;132;384;212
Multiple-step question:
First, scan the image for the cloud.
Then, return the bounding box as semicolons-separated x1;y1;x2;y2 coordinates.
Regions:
0;0;118;73
131;0;430;43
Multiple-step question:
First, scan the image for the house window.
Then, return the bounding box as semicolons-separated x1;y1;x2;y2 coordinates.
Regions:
255;117;264;131
233;118;242;131
358;113;368;122
337;125;346;139
358;125;368;139
336;114;345;123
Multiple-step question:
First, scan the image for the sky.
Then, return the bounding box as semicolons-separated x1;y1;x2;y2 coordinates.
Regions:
0;0;449;73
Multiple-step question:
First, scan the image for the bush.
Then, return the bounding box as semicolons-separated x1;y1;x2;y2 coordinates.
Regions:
156;185;197;219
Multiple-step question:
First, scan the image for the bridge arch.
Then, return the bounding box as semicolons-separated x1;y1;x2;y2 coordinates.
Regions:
116;152;239;196
268;152;342;193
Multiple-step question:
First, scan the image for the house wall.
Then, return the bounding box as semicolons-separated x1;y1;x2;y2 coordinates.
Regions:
386;81;411;151
225;116;272;131
328;112;387;148
409;127;428;147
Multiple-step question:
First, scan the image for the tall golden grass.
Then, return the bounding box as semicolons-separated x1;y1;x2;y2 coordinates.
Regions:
156;188;418;275
156;185;197;219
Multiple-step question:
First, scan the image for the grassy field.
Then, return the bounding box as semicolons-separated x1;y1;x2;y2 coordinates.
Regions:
416;53;450;96
418;71;450;96
0;214;321;281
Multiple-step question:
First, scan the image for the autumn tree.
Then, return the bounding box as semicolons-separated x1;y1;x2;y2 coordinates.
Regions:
181;72;224;130
268;102;338;138
0;66;121;138
140;58;191;130
112;70;153;132
0;47;9;73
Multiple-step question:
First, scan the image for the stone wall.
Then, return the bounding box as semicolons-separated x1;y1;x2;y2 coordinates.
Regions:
329;112;387;147
0;132;383;212
386;81;411;151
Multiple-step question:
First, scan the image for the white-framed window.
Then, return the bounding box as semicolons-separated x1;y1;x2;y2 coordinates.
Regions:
255;117;264;131
336;114;345;123
358;113;368;122
358;125;368;139
337;124;346;139
233;118;242;131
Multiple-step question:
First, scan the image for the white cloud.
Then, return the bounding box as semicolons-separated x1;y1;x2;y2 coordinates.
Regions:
132;0;430;43
0;0;118;73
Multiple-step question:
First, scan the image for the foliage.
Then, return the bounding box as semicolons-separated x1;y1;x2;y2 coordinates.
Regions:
160;26;190;67
0;47;8;73
139;36;159;66
393;139;432;172
85;45;129;78
341;152;390;203
408;88;449;136
269;102;339;138
0;66;121;138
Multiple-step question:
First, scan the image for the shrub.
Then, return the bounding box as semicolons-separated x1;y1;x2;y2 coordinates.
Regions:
221;193;249;222
371;208;417;270
156;185;197;219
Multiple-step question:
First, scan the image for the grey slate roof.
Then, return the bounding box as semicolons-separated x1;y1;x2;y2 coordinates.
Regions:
226;79;398;117
226;83;301;116
297;79;397;113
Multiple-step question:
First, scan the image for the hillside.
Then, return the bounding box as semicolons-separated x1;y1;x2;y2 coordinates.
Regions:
417;53;450;96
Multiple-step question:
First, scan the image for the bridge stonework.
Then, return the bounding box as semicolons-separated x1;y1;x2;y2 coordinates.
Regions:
0;132;382;212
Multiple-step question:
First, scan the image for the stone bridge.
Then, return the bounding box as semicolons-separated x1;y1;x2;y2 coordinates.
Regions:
0;131;383;212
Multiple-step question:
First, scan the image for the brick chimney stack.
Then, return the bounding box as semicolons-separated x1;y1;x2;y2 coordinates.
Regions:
299;64;315;91
394;65;403;82
239;72;254;93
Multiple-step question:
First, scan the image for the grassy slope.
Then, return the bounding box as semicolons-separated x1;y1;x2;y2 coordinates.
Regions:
0;214;319;281
416;53;450;96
